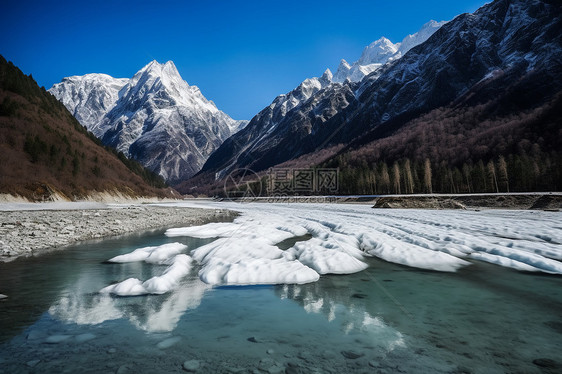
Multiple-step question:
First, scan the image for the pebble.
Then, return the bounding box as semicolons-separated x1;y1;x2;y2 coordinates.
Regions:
183;359;201;372
266;349;275;355
116;364;133;374
258;358;274;370
26;359;41;368
107;348;117;354
267;364;285;374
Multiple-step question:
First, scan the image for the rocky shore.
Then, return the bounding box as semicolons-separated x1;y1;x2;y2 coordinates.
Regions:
0;205;236;262
371;193;562;210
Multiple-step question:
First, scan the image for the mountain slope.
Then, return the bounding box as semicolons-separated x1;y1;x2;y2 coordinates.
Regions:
0;55;175;201
49;74;128;130
192;0;561;189
195;19;447;180
50;61;247;183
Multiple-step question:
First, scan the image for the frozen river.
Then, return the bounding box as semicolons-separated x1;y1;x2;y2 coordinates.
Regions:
0;202;560;373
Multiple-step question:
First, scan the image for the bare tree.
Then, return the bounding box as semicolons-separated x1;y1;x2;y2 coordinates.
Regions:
487;161;499;193
380;163;390;194
424;158;432;194
404;159;414;194
497;156;509;192
392;162;401;194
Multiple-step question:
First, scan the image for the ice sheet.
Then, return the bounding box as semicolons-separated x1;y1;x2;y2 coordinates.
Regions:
160;201;562;278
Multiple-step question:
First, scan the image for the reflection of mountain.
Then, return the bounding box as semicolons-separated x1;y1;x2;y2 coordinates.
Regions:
49;277;209;333
277;282;406;353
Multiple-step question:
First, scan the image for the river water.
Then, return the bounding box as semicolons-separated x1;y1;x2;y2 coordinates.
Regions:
0;208;561;373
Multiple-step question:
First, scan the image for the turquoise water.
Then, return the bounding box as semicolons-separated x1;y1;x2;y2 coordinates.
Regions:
0;228;561;373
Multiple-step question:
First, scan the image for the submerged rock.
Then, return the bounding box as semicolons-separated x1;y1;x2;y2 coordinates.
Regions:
533;358;559;368
75;333;96;343
157;336;182;349
45;334;71;344
341;350;365;359
26;359;40;368
183;360;201;372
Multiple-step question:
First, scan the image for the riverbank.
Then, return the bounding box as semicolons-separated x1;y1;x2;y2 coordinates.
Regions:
225;193;562;210
0;204;236;262
370;193;562;210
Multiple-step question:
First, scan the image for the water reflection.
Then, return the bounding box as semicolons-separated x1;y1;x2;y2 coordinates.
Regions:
49;273;210;333
277;279;407;355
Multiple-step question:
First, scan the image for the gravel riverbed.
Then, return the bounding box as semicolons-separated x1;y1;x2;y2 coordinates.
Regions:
0;204;236;262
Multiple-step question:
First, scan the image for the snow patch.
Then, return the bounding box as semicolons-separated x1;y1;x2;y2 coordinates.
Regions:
100;254;193;296
107;242;187;264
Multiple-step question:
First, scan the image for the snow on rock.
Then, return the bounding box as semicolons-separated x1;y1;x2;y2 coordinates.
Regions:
107;242;187;264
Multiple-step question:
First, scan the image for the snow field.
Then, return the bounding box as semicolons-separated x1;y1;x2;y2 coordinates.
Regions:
101;202;562;292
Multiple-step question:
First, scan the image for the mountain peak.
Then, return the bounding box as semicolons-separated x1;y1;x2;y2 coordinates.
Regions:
333;19;446;83
320;68;333;84
397;20;447;55
136;60;182;80
357;37;399;65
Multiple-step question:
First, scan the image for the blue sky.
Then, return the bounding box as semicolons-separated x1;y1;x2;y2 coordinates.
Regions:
1;0;486;120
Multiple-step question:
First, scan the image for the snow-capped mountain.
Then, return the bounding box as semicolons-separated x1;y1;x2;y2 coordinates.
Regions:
196;0;562;182
332;20;446;83
49;74;128;130
50;61;247;182
197;20;445;178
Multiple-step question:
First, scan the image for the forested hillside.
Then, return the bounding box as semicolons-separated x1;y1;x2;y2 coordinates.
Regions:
0;55;175;201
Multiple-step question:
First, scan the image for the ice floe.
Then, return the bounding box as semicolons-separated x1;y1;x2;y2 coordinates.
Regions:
199;257;319;285
100;254;193;296
107;242;187;264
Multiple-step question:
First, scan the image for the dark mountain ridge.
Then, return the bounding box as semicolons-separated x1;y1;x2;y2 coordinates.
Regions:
181;0;561;195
